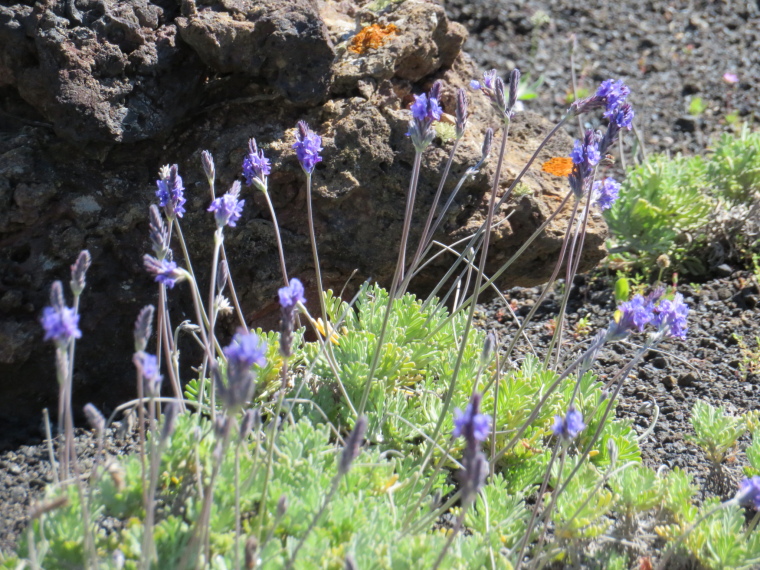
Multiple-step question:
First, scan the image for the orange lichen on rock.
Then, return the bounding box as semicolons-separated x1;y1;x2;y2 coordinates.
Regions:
349;23;398;54
541;156;574;177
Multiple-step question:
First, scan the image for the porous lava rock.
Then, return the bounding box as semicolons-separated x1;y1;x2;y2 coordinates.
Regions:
0;0;607;443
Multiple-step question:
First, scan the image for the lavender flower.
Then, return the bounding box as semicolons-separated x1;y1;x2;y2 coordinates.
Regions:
453;393;492;443
155;164;186;219
653;293;689;339
208;181;245;228
568;130;601;197
160;401;179;442
606;292;658;341
224;330;267;369
406;83;443;153
410;93;442;123
278;278;306;310
593;177;620;211
597;79;631;119
293;121;323;174
70;250;91;297
279;278;306;357
134;305;155;353
143;255;186;288
243;138;271;192
148;205;170;260
83;403;105;435
738;476;760;509
339;415;368;476
571;78;631;119
470;69;497;91
552;407;586;441
220;331;266;409
454;393;490;505
201;150;215;184
41;304;81;347
471;68;520;121
455;88;468;139
599;103;635;155
134;351;162;396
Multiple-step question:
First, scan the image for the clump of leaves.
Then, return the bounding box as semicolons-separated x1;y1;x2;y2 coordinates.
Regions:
605;153;714;275
706;124;760;206
687;400;748;466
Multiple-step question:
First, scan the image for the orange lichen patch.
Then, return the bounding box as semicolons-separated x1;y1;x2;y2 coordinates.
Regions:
349;23;398;54
541;156;574;177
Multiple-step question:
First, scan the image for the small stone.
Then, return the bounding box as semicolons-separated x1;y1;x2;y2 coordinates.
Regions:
662;375;676;390
715;264;733;277
652;356;668;369
678;372;699;387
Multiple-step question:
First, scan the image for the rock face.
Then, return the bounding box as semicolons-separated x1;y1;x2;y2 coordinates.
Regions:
0;0;607;442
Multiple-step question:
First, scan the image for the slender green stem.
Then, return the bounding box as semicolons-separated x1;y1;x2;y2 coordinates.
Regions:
547;192;592;370
419;122;510;471
234;440;241;570
357;152;424;415
263;191;290;287
257;362;289;540
305;173;329;332
395;152;424;289
404;140;460;295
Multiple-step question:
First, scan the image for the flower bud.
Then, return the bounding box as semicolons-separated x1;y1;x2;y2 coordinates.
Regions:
455;88;468;139
161;401;180;442
201;150;215;184
480;128;494;162
50;281;65;312
134;305;155;353
84;403;106;436
507;68;521;113
339;415;368;476
70;250;92;297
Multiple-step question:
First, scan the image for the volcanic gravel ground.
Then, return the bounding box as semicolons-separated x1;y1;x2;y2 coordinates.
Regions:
474;272;760;494
445;0;760;157
2;0;760;557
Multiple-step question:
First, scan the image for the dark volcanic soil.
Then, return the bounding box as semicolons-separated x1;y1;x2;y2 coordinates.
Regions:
445;0;760;157
2;0;760;557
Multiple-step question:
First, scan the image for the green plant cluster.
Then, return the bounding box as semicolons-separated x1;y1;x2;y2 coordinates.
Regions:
6;288;760;570
605;124;760;277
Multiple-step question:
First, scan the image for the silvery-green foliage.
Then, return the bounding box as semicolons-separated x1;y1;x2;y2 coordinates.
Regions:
687;399;748;465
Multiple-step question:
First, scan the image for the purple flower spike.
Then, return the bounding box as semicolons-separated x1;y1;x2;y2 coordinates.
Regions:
410;93;442;123
606;291;661;341
612;103;634;130
42;305;82;346
570;138;601;167
156;164;186;219
293;121;323;174
568;130;601;197
552;407;586;441
224;330;267;369
243;138;271;192
278;278;305;357
453;394;492;443
406;82;443;152
571;78;631;120
597;79;631;119
593;177;621;211
278;278;306;310
208;181;245;228
653;293;689;339
134;351;163;397
738;477;760;509
471;68;519;120
143;255;186;289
